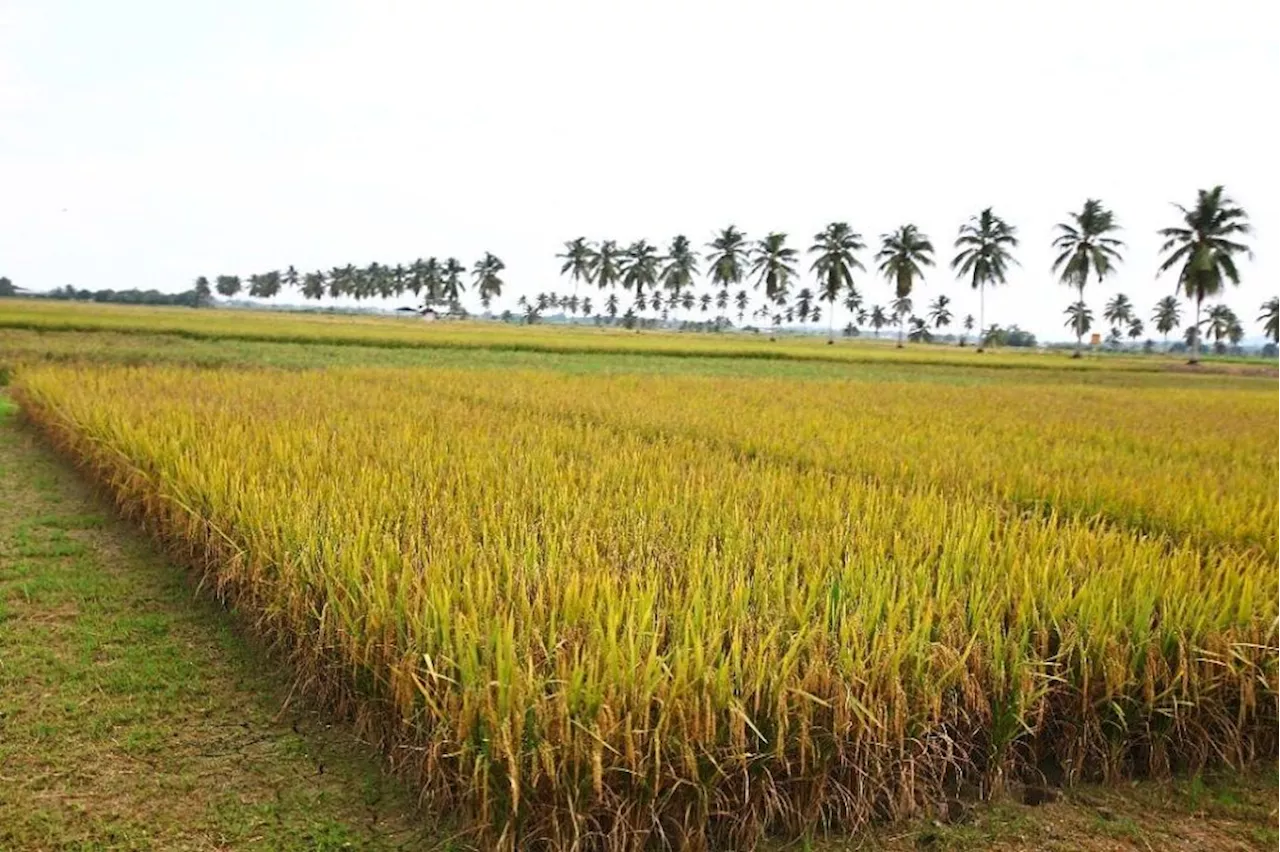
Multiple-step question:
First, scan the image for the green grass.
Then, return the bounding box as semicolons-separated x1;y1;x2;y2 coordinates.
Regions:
0;395;454;851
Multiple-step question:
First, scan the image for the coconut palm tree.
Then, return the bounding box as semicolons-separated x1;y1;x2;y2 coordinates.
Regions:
750;233;799;336
951;208;1018;351
441;258;466;308
1151;295;1181;349
1227;317;1244;349
877;225;935;348
1127;318;1144;343
890;295;913;343
1157;186;1253;364
605;292;619;320
215;275;241;297
795;288;814;324
927;294;953;330
809;221;867;342
1259;297;1279;343
595;240;623;296
1103;293;1134;336
708;226;749;319
715;288;729;315
869;305;889;338
619;240;660;303
698;293;712;314
557;238;598;295
842;286;863;323
581;296;593;318
1064;301;1093;342
734;290;749;324
1202;303;1237;350
473;252;505;310
660;235;700;318
1052;199;1125;356
907;316;933;343
301;271;326;301
283;265;300;293
419;258;443;303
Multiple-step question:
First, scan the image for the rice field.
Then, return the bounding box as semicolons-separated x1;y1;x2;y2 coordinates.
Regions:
10;353;1276;850
1;298;1255;373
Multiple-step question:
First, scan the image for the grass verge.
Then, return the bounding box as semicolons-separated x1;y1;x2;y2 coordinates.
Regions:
0;394;455;851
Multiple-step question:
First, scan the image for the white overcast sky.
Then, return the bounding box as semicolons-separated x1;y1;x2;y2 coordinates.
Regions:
1;0;1276;339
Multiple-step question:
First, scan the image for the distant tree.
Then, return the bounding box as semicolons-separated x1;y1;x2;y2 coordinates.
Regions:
581;296;593;317
1151;295;1181;349
595;241;622;296
809;221;867;342
927;294;953;330
1052;199;1125;356
1157;186;1253;364
907;315;932;343
750;233;799;336
660;235;700;317
794;288;814;324
952;207;1018;351
842;286;863;327
193;276;212;307
715;288;730;315
1202;303;1237;349
0;276;16;297
699;292;712;313
1103;293;1134;336
734;289;749;324
1227;316;1244;349
869;304;889;338
620;240;660;301
1064;301;1093;342
283;265;300;293
473;252;505;310
890;295;913;344
557;238;598;295
1127;318;1144;342
441;258;466;308
215;275;242;297
877;225;935;347
299;271;325;301
605;292;619;320
707;226;749;317
1260;297;1279;343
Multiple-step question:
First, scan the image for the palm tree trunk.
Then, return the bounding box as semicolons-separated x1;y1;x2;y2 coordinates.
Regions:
1190;296;1201;364
897;315;905;348
828;301;835;344
1072;280;1085;358
976;283;986;352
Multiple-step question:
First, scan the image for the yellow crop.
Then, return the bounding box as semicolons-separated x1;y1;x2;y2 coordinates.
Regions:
0;298;1220;373
12;363;1278;849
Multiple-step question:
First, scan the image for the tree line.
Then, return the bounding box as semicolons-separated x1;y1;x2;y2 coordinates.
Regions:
551;186;1274;362
194;254;507;312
